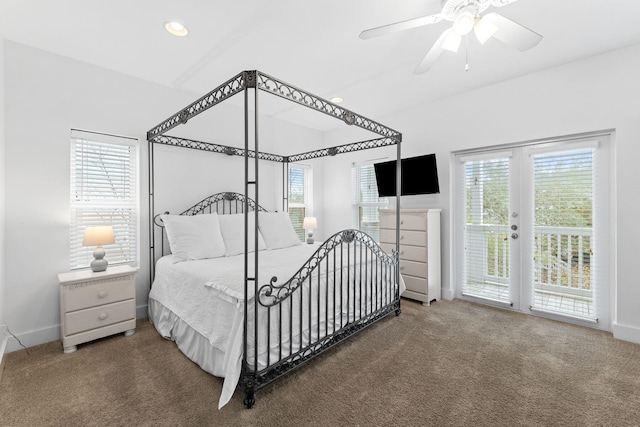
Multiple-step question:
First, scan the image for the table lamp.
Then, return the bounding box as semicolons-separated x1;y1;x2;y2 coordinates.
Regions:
83;225;115;272
303;217;317;244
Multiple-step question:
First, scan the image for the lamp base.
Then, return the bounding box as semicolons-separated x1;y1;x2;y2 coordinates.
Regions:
91;246;109;272
306;231;314;245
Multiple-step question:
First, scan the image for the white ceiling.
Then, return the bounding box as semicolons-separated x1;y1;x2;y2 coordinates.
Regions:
1;0;640;131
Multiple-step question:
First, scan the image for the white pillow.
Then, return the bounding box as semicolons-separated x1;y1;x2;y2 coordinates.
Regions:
161;213;226;262
258;212;302;250
218;213;267;256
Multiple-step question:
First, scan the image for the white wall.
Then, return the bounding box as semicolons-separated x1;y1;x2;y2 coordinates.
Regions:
3;41;325;351
325;43;640;342
0;37;6;338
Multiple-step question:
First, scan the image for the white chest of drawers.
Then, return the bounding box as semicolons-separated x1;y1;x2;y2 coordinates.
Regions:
58;265;137;353
379;208;441;305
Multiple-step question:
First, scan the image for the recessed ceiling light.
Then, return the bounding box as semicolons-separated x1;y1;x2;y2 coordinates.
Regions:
165;21;189;37
330;97;343;104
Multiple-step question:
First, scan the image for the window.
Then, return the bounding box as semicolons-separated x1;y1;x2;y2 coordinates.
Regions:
352;163;388;242
70;130;138;270
288;164;312;241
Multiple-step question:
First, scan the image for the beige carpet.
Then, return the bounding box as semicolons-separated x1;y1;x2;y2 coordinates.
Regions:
1;299;639;426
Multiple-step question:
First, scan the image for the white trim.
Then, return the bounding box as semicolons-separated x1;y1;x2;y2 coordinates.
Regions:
441;288;455;301
527;140;599;157
3;305;148;353
459;150;513;163
71;128;138;144
612;322;640;344
352;157;391;167
453;129;614;156
0;325;8;381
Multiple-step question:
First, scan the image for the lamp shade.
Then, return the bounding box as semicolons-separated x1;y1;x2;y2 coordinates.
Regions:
303;217;318;230
82;226;115;246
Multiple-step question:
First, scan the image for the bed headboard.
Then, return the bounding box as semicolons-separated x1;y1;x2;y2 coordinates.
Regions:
151;192;268;278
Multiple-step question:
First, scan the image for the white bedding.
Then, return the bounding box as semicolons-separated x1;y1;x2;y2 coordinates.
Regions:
149;243;402;409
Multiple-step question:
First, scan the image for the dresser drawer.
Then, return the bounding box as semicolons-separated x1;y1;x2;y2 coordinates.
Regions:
64;299;135;336
400;260;427;278
380;229;426;247
403;275;428;294
380;244;427;263
65;279;134;312
379;211;427;231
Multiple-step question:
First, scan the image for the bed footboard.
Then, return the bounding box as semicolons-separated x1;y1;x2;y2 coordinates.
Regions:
241;229;400;407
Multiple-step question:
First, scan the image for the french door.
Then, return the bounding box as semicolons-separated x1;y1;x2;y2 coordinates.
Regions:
454;133;612;328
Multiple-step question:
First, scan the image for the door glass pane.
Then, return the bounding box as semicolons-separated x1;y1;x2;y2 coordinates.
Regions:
461;157;511;303
531;149;595;319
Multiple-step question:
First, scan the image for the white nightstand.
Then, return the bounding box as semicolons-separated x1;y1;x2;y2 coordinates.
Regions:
58;265;137;354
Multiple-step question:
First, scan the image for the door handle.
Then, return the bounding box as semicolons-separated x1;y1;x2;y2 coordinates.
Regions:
511;233;519;240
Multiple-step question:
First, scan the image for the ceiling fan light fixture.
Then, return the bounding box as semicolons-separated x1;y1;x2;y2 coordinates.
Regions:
452;11;475;36
442;31;462;53
474;16;498;44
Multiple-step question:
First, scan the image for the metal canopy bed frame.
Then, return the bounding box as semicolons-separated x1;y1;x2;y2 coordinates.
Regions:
147;70;402;408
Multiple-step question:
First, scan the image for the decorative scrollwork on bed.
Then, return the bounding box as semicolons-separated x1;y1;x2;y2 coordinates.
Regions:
181;191;267;216
258;229;397;307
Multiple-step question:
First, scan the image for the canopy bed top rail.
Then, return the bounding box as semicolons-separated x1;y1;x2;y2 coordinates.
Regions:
259;229;396;308
256;72;401;139
146;70;401;142
149;135;286;163
149;134;399;164
147;71;247;139
288;136;399;162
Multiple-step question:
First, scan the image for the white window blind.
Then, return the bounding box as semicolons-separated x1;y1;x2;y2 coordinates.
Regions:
530;147;596;318
288;165;310;241
351;163;388;242
461;157;511;302
70;130;138;270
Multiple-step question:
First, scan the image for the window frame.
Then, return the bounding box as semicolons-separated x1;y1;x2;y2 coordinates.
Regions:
70;129;139;270
352;161;389;242
288;163;313;241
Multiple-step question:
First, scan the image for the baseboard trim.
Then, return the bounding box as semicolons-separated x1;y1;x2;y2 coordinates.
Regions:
612;322;640;344
441;288;454;301
136;304;148;320
0;326;9;383
4;305;149;353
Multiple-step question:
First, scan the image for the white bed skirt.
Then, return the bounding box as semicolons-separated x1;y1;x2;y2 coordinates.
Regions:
148;299;228;379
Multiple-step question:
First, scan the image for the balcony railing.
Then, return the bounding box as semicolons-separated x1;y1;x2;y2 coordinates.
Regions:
465;224;594;303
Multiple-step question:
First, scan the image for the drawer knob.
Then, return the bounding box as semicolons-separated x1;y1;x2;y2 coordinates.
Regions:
99;313;108;320
400;220;404;225
400;235;404;240
400;251;405;255
400;266;405;270
98;291;107;298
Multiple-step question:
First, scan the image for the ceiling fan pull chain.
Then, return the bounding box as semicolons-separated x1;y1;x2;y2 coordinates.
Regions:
465;36;470;72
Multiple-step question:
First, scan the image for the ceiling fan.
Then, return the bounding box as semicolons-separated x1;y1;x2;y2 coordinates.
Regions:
360;0;543;74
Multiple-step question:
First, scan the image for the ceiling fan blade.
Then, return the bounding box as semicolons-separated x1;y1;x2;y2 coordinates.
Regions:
413;28;452;75
483;12;543;51
360;13;444;40
490;0;521;7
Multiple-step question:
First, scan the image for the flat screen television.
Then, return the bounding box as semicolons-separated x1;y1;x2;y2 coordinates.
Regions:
373;154;440;197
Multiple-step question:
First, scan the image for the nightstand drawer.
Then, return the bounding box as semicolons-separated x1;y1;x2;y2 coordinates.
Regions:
64;299;135;336
380;244;427;263
380;229;426;247
400;260;427;278
65;279;134;312
403;275;428;294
